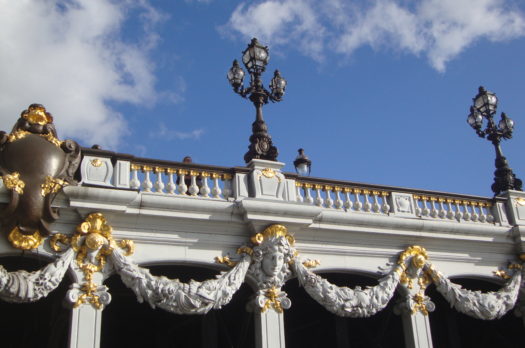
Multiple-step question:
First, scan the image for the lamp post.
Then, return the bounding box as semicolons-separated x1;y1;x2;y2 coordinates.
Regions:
467;86;522;195
294;148;312;176
227;38;287;163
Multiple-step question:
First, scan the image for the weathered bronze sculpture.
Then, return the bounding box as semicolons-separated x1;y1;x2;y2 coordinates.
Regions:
0;104;80;250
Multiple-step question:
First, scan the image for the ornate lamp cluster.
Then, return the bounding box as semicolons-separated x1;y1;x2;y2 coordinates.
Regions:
227;38;287;163
467;86;522;195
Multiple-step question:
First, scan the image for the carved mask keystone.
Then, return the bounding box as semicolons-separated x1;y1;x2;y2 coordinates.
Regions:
0;104;81;250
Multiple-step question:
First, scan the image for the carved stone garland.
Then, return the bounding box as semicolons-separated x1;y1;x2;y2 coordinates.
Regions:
0;249;74;303
0;104;81;250
51;212;134;309
110;247;251;315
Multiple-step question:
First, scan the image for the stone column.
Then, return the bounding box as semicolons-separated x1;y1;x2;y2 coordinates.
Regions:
401;312;434;348
254;308;286;348
68;305;103;348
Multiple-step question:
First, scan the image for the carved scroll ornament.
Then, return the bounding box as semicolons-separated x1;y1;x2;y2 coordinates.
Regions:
0;249;74;303
0;104;81;250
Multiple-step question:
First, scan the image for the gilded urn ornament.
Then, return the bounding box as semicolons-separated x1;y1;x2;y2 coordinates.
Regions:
0;104;81;250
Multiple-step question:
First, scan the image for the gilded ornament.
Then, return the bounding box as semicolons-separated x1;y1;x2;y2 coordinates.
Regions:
222;173;233;180
90;159;103;167
41;176;67;196
8;227;43;250
2;172;25;194
516;198;525;206
302;259;321;268
51;213;134;309
215;255;237;267
130;164;141;171
22;104;53;125
261;286;283;313
261;168;276;178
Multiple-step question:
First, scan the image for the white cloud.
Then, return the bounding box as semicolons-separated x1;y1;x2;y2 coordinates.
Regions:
150;123;205;140
225;0;525;71
0;0;165;148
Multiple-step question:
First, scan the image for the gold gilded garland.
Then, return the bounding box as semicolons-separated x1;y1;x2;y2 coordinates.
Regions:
50;212;134;309
397;245;433;315
261;286;283;313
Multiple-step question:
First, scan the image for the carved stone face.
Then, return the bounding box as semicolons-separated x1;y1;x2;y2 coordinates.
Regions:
262;248;284;277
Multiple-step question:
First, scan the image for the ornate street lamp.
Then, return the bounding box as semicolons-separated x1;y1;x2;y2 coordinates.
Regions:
467;86;522;195
294;148;311;176
227;38;287;163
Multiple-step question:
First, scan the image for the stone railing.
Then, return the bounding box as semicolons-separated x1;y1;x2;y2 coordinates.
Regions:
292;176;500;224
78;148;503;224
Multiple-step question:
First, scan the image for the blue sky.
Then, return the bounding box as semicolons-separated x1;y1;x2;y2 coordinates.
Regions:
1;0;525;197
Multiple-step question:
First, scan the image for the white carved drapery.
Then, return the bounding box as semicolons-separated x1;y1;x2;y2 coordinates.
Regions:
293;260;402;317
0;249;74;303
110;249;251;314
427;265;522;320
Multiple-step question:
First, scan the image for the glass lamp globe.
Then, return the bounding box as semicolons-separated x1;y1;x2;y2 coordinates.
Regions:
242;38;270;73
474;86;498;116
227;60;245;88
499;113;514;133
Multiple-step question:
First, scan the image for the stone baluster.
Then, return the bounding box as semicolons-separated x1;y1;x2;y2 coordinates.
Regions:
177;169;188;194
334;186;343;209
478;202;487;222
362;190;372;212
343;188;353;211
485;202;495;223
222;174;233;199
353;189;363;211
153;167;165;193
211;173;222;198
188;170;200;196
166;168;177;194
420;196;430;216
371;191;381;213
381;191;390;213
454;200;463;221
324;186;334;208
437;198;446;218
200;172;211;198
130;164;141;190
446;199;455;219
413;195;422;216
304;184;314;204
141;166;153;192
429;197;438;218
295;182;304;203
314;185;324;207
462;201;471;221
470;202;479;222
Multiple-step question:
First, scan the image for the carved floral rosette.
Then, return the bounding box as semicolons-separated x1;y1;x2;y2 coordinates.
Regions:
0;104;81;250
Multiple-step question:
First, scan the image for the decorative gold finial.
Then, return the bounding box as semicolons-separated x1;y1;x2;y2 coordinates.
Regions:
21;104;53;125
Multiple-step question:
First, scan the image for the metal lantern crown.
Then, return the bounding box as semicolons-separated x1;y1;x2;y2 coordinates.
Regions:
242;38;270;74
294;148;312;176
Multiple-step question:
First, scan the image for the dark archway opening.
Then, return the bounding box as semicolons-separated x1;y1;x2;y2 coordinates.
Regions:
0;254;71;348
101;264;255;348
428;278;525;348
283;272;405;348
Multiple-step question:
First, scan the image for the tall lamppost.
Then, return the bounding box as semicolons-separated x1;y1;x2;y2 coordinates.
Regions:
467;86;522;195
227;38;287;163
